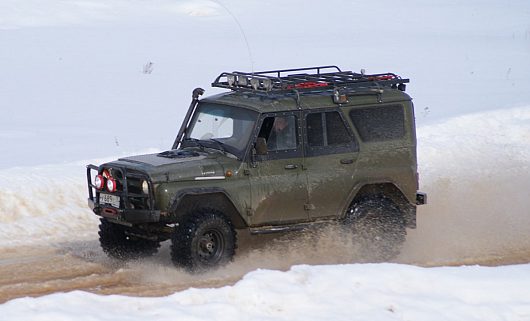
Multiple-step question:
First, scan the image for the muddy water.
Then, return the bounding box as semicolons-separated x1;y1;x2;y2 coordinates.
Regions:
1;226;529;304
401;169;530;266
0;242;239;303
0;230;360;303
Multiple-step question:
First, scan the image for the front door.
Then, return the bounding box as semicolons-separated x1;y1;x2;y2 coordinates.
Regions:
247;111;309;226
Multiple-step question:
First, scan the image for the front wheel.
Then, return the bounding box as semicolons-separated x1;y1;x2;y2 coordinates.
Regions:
345;197;406;262
171;209;236;272
98;219;160;260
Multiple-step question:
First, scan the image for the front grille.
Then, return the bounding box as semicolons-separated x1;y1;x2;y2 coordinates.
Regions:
126;176;149;210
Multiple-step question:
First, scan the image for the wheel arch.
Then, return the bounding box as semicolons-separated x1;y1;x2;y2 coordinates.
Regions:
169;188;248;229
346;182;416;228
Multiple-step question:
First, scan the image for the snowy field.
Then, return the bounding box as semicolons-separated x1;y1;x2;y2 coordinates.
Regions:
1;0;530;320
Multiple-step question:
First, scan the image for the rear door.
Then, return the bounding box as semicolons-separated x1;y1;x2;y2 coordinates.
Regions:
303;109;359;219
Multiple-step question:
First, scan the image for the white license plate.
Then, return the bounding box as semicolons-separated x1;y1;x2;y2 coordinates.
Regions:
100;194;120;208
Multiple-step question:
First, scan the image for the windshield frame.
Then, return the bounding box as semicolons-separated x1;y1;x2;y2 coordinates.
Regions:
181;102;259;159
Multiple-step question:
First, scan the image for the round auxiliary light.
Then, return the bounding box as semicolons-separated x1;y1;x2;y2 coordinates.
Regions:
250;78;260;90
142;180;149;194
262;78;273;91
94;175;105;190
237;76;248;86
227;75;236;86
106;177;117;193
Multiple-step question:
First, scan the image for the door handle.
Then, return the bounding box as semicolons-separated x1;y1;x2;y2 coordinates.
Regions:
340;159;354;165
284;164;298;170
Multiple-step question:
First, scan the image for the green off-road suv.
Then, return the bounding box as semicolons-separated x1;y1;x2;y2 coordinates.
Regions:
87;65;426;271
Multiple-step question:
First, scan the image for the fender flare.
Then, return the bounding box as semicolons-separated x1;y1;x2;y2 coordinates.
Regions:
169;187;248;228
343;181;417;228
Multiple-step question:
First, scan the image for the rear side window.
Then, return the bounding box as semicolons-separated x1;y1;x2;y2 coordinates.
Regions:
307;113;324;147
306;111;357;156
349;105;405;142
326;112;352;146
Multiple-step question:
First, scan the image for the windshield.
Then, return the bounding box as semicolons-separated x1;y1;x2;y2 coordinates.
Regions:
186;103;258;157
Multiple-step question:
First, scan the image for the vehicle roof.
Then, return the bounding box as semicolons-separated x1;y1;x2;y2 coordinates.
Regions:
200;88;412;114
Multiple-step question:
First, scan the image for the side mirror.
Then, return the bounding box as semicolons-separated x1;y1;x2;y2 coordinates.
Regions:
255;137;268;155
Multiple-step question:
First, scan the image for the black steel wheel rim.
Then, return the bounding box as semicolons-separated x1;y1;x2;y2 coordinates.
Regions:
197;228;225;263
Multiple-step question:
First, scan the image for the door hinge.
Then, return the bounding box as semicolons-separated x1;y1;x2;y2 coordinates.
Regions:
243;169;251;176
304;203;316;211
246;207;254;216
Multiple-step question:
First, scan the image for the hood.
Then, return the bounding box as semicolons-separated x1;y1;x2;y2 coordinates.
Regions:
107;149;233;183
119;150;206;167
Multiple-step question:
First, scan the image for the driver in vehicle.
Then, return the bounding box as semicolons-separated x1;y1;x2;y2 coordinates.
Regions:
267;116;296;151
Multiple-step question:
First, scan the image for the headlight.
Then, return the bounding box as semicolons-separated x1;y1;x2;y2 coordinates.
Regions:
94;175;104;190
142;180;149;194
106;177;117;193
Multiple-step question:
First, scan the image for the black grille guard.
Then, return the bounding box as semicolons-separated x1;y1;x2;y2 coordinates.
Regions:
86;164;155;211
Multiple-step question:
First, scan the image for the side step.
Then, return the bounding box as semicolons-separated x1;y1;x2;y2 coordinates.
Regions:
249;220;332;235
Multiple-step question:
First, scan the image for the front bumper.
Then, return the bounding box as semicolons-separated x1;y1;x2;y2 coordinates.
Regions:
88;199;160;223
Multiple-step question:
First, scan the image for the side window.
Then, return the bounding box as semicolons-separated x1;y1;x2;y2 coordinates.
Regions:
326;112;353;146
306;111;357;156
349;105;405;142
307;113;324;147
257;114;299;154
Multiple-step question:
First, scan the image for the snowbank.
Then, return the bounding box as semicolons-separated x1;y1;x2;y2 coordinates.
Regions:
0;152;160;246
2;263;530;321
0;162;97;245
418;106;530;183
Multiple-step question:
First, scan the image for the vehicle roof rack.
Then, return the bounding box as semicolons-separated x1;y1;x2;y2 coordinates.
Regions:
212;65;409;94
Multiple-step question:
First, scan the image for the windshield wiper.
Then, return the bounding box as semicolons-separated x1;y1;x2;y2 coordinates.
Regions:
184;137;207;151
185;137;233;157
209;138;228;155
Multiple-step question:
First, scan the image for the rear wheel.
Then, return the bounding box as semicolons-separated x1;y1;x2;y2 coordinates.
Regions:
98;219;160;260
171;209;236;272
345;197;406;262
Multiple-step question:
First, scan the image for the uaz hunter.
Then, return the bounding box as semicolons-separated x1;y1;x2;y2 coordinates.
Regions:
87;66;427;271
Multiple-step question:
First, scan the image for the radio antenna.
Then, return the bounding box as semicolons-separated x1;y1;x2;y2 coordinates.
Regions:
212;0;254;73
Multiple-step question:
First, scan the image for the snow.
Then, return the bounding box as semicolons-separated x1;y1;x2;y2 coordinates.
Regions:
1;0;530;319
419;106;530;181
1;0;529;168
2;263;530;321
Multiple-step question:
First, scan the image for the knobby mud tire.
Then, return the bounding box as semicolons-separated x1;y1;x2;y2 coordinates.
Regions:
98;219;160;260
346;197;406;262
171;209;236;272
